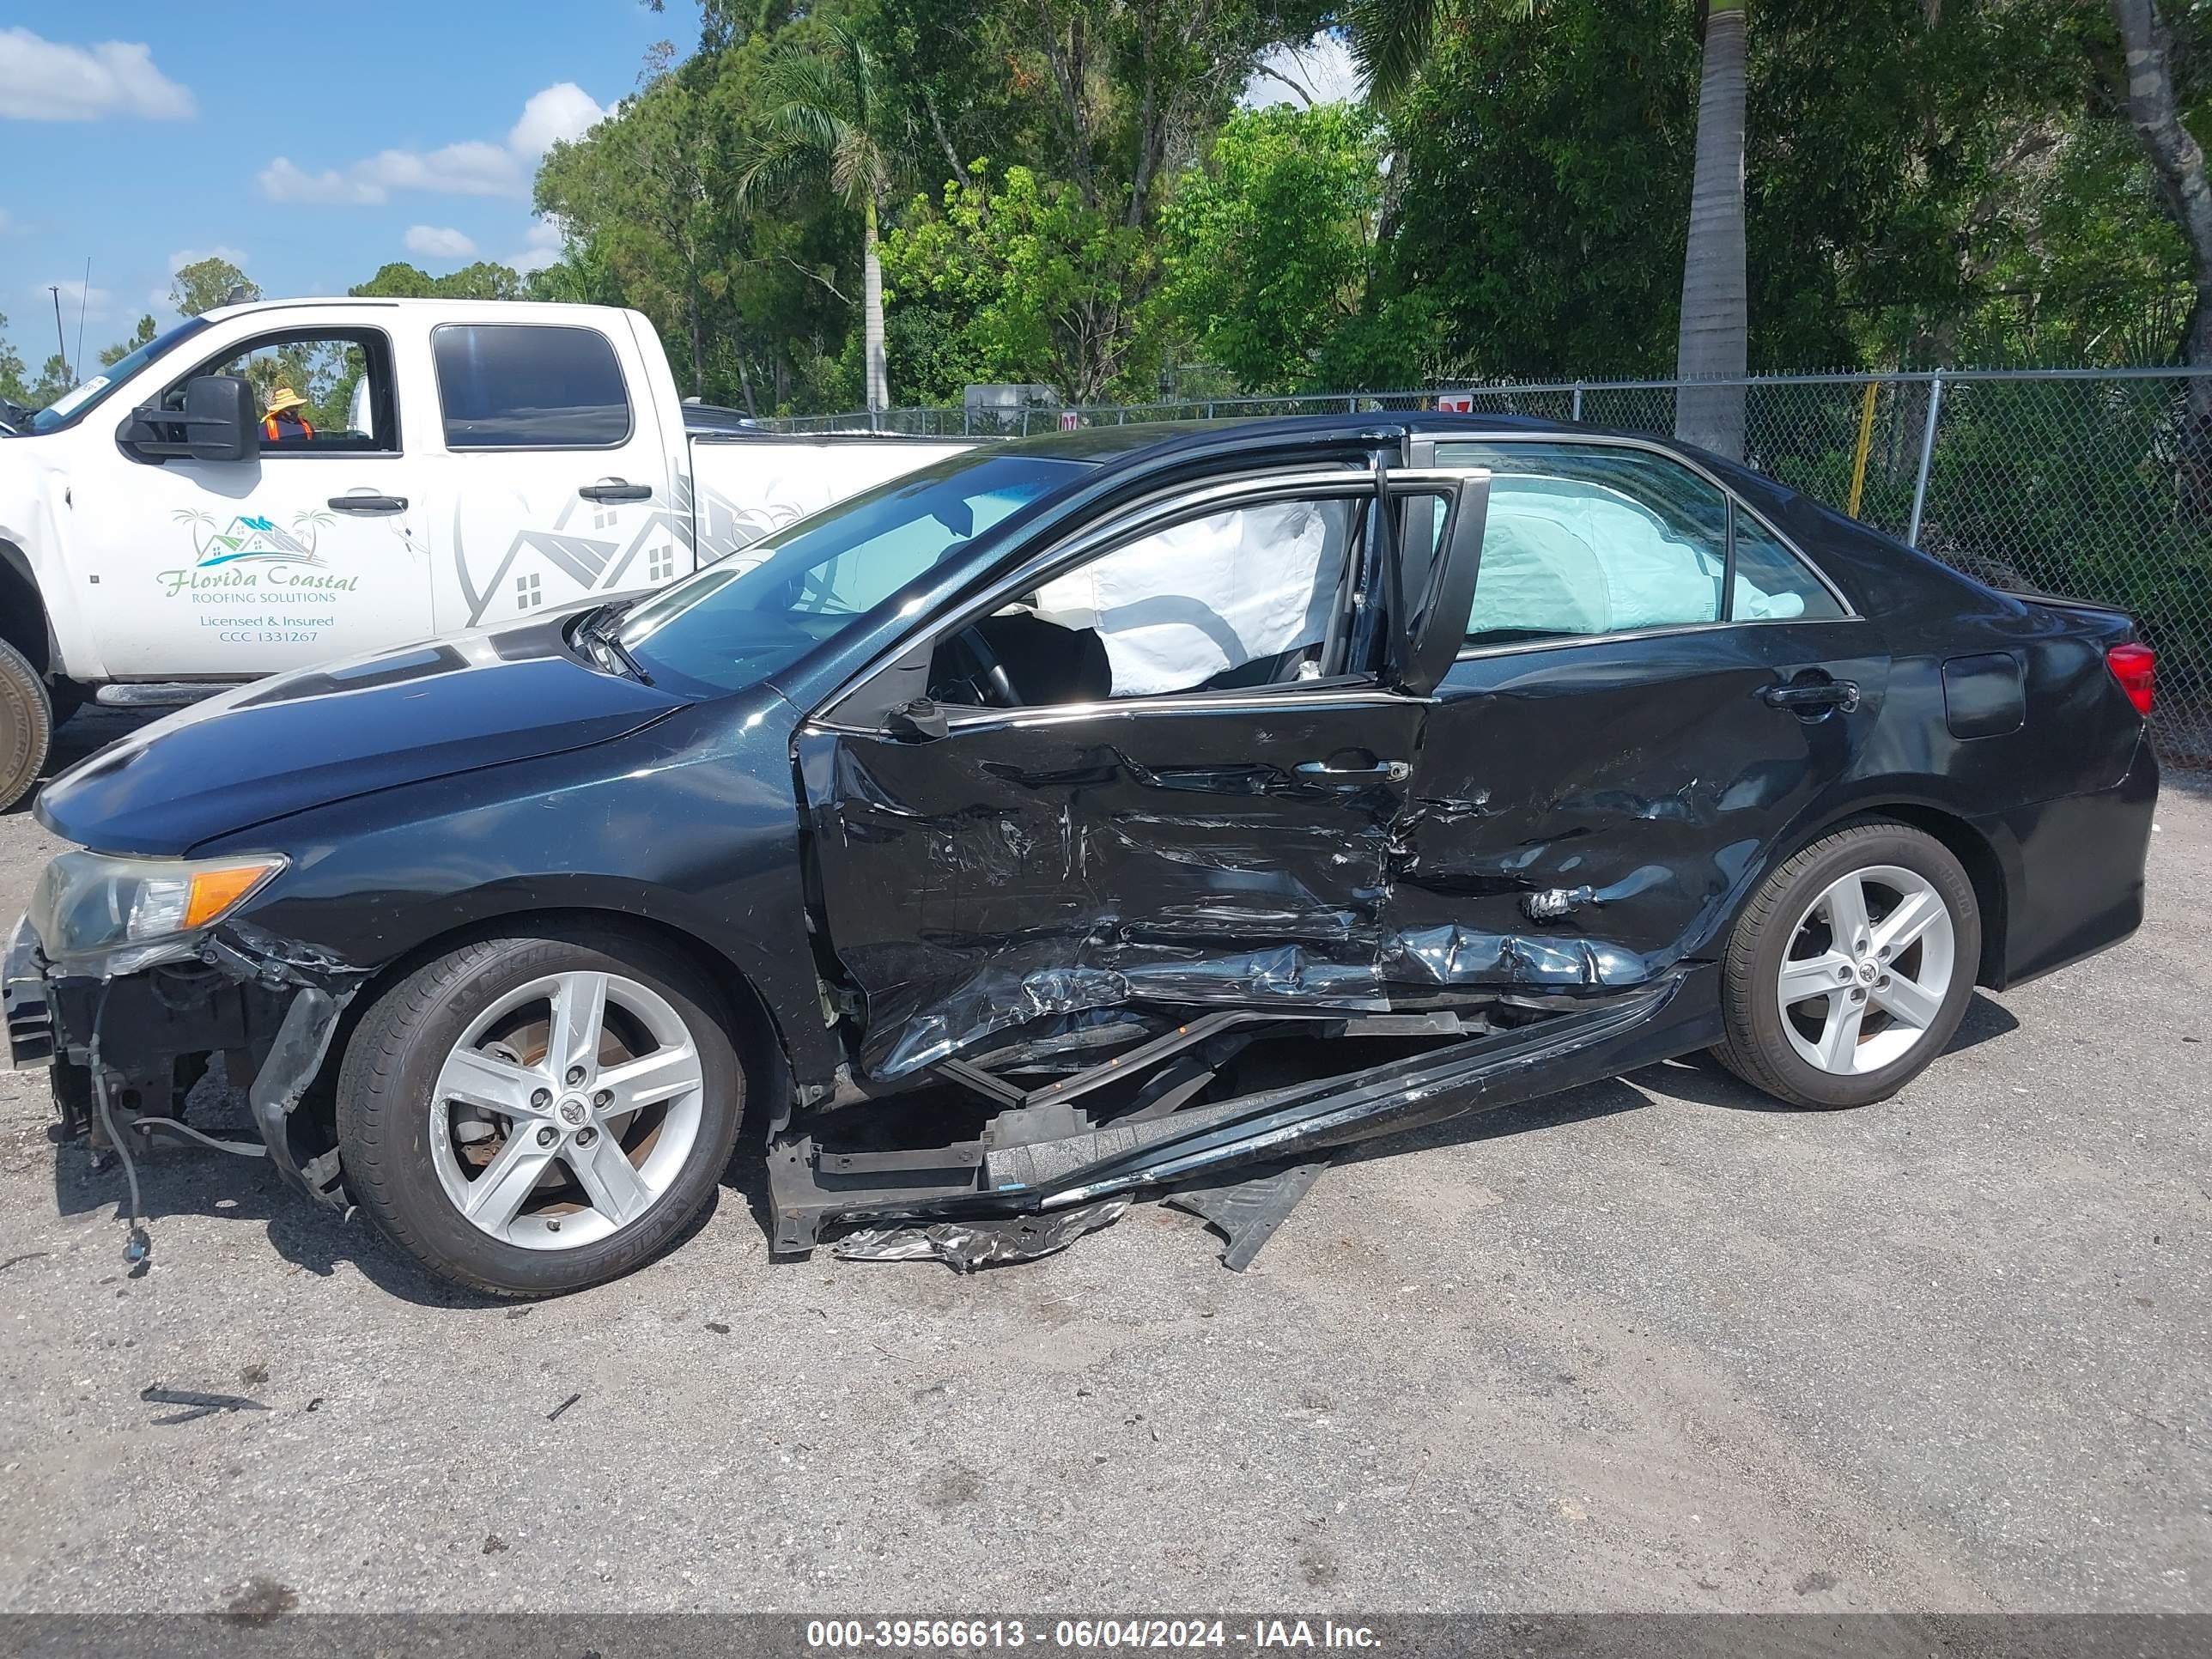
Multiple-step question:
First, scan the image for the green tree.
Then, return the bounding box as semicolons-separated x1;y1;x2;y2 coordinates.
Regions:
0;313;28;406
882;162;1157;402
98;314;158;368
1351;0;1751;454
171;257;259;318
1154;104;1387;392
349;261;524;300
738;21;898;412
27;354;74;409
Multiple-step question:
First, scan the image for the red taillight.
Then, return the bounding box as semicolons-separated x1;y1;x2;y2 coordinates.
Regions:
2106;641;2156;717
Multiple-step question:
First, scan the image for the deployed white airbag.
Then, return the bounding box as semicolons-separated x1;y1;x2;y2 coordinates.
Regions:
1034;500;1352;696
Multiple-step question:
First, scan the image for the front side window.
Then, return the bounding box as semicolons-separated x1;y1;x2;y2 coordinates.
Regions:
1001;495;1364;703
161;330;397;453
433;324;630;448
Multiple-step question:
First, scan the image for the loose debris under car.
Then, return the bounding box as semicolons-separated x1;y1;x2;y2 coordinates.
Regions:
833;1198;1131;1272
830;1153;1337;1274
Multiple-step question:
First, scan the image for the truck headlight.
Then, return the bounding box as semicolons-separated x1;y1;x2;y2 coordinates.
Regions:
27;851;287;975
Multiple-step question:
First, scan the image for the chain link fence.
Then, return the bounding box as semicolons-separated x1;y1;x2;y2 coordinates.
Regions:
769;370;2212;764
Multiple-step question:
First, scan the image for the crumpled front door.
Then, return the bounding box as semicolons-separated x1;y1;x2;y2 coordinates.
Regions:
798;687;1429;1079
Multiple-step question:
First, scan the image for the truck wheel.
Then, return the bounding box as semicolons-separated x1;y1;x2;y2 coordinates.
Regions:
336;928;746;1297
1711;819;1980;1110
0;638;52;811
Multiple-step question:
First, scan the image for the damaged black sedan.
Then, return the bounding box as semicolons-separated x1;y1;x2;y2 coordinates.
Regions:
6;415;2160;1294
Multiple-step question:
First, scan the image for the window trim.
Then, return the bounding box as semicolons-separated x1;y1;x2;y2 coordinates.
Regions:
137;325;404;459
429;320;635;453
1414;430;1858;631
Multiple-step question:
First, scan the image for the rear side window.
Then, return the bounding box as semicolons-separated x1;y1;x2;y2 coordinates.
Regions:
1730;511;1846;620
1438;441;1729;645
432;323;631;449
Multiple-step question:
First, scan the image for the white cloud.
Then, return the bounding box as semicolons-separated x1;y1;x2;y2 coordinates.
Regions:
0;27;195;122
258;82;603;208
360;140;523;198
505;220;566;276
405;224;478;260
168;246;248;275
508;82;608;159
1242;32;1365;110
259;157;386;206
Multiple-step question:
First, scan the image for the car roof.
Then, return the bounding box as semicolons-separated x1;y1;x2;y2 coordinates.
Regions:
1005;410;1601;463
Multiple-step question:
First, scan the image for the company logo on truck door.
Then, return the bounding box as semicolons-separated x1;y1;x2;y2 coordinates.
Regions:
155;507;365;653
175;509;330;572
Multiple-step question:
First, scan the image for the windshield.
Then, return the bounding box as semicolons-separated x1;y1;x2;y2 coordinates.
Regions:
27;316;214;434
618;453;1091;696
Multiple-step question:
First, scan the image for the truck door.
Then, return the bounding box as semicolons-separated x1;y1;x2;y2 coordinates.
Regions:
76;323;434;678
421;315;684;635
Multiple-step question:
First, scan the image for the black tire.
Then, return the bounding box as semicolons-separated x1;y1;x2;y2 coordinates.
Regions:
335;927;745;1297
1712;818;1981;1110
0;638;52;811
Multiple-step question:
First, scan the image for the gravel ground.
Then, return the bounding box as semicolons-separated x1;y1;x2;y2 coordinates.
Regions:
0;711;2205;1615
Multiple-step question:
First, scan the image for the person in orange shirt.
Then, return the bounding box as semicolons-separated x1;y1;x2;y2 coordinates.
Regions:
261;385;315;444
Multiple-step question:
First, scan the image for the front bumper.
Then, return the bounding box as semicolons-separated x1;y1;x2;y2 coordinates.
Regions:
5;915;54;1068
8;911;361;1207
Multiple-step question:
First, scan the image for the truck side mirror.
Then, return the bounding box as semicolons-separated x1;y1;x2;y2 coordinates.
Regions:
181;374;261;465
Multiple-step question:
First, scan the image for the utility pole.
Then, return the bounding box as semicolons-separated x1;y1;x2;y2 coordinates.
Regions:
48;285;68;385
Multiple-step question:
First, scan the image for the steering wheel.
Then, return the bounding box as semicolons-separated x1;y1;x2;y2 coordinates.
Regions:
943;624;1020;708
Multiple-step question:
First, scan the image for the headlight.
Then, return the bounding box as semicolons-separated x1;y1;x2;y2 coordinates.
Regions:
27;850;286;975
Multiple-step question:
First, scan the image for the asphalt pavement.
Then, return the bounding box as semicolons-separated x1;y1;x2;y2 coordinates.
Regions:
0;710;2204;1615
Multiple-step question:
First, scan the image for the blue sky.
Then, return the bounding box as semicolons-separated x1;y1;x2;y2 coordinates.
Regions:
0;3;684;371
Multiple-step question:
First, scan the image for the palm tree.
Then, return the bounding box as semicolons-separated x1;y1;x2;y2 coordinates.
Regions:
738;23;895;416
1348;0;1751;460
1671;0;1748;461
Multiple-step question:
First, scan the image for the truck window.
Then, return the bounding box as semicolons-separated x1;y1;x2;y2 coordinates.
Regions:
160;329;398;454
431;323;631;450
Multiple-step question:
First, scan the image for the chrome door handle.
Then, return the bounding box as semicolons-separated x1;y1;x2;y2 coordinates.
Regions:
580;479;653;503
328;494;406;514
1297;759;1412;782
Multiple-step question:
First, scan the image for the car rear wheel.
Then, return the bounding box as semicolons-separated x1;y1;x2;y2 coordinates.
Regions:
0;638;52;811
336;928;744;1297
1712;820;1980;1109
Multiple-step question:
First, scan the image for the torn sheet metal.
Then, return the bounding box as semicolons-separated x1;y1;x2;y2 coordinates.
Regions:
832;1197;1129;1271
1166;1158;1331;1272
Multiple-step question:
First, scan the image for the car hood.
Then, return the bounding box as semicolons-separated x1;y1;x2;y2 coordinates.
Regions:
37;611;696;855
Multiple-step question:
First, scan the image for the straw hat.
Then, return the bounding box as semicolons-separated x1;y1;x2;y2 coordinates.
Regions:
264;385;308;416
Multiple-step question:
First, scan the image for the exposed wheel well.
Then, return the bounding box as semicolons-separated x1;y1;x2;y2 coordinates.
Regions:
0;546;52;678
300;907;793;1140
1808;802;2008;988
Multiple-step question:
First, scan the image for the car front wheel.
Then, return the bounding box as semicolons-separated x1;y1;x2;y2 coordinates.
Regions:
1713;820;1981;1110
336;928;745;1297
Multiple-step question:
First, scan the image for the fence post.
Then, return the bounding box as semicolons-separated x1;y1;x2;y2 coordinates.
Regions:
1845;379;1879;519
963;406;971;437
1571;380;1584;422
1906;374;1944;548
1348;393;1358;414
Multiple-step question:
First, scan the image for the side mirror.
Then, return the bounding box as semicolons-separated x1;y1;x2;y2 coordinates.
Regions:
885;696;949;742
181;374;260;464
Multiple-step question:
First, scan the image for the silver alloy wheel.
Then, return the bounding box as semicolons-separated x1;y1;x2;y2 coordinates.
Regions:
1776;864;1957;1076
428;970;707;1250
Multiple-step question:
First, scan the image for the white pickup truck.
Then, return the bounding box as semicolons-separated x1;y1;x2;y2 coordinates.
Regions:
0;297;964;807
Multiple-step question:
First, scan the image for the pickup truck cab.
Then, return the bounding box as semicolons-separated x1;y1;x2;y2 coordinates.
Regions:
0;297;962;807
